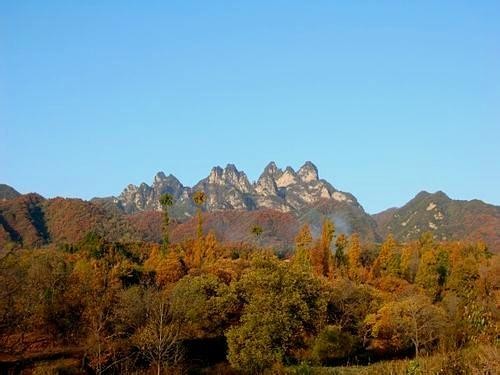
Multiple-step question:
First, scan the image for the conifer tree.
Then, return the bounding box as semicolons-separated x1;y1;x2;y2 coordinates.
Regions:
192;191;206;240
347;233;362;280
311;219;335;276
251;224;263;246
293;224;313;268
335;233;348;269
159;193;174;251
371;234;399;278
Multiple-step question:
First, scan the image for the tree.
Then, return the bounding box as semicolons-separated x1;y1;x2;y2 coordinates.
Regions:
250;224;263;245
187;231;221;269
311;219;334;277
364;295;447;357
192;191;206;240
325;279;378;335
25;250;80;338
0;251;26;340
347;233;362;280
133;291;182;375
204;230;219;263
145;246;187;287
170;274;238;338
226;254;326;371
293;224;313;269
159;193;174;250
335;234;348;270
415;246;449;301
371;234;400;278
76;259;122;374
312;325;356;365
400;242;420;283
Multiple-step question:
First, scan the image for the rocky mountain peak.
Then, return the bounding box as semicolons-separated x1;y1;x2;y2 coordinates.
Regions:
276;167;299;188
298;161;319;182
262;161;281;178
256;162;281;193
208;166;224;184
225;164;252;193
154;171;167;183
206;164;252;193
224;163;243;183
105;161;361;217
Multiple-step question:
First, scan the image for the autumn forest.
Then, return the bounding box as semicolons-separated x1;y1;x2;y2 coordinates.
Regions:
0;191;498;374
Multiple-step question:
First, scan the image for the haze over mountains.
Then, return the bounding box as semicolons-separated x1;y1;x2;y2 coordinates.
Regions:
1;161;499;252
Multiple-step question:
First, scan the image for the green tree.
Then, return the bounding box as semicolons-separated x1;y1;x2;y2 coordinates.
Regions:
170;274;238;338
335;233;348;270
226;254;326;371
312;325;356;364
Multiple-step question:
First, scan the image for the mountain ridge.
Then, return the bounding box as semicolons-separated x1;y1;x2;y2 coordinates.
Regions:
95;161;363;216
1;163;499;252
373;190;500;250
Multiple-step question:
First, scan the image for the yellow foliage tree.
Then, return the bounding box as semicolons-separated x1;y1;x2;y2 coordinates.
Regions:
371;234;399;279
292;224;313;269
145;245;187;287
364;295;447;357
347;233;363;281
311;219;334;277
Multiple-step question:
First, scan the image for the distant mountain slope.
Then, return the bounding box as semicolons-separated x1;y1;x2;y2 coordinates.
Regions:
170;209;300;252
0;193;47;248
0;193;375;251
0;184;21;201
373;191;500;252
300;199;381;242
127;204;378;251
0;194;142;248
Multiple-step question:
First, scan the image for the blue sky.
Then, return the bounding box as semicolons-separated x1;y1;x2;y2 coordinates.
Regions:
1;1;499;213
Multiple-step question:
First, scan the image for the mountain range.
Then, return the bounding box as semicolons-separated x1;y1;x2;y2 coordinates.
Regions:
1;162;499;252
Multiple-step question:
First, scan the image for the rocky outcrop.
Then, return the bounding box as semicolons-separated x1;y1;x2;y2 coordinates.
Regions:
92;161;378;238
101;161;361;216
117;173;189;213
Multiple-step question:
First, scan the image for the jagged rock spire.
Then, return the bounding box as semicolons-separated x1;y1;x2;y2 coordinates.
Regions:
114;161;358;215
298;161;319;182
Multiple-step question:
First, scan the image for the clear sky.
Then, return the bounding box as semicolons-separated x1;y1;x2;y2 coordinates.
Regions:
1;1;499;213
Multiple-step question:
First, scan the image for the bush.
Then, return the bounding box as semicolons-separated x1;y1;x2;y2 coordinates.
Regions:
312;325;356;365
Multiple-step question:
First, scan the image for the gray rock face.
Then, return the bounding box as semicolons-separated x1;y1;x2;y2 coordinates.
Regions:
97;162;363;219
118;173;190;213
